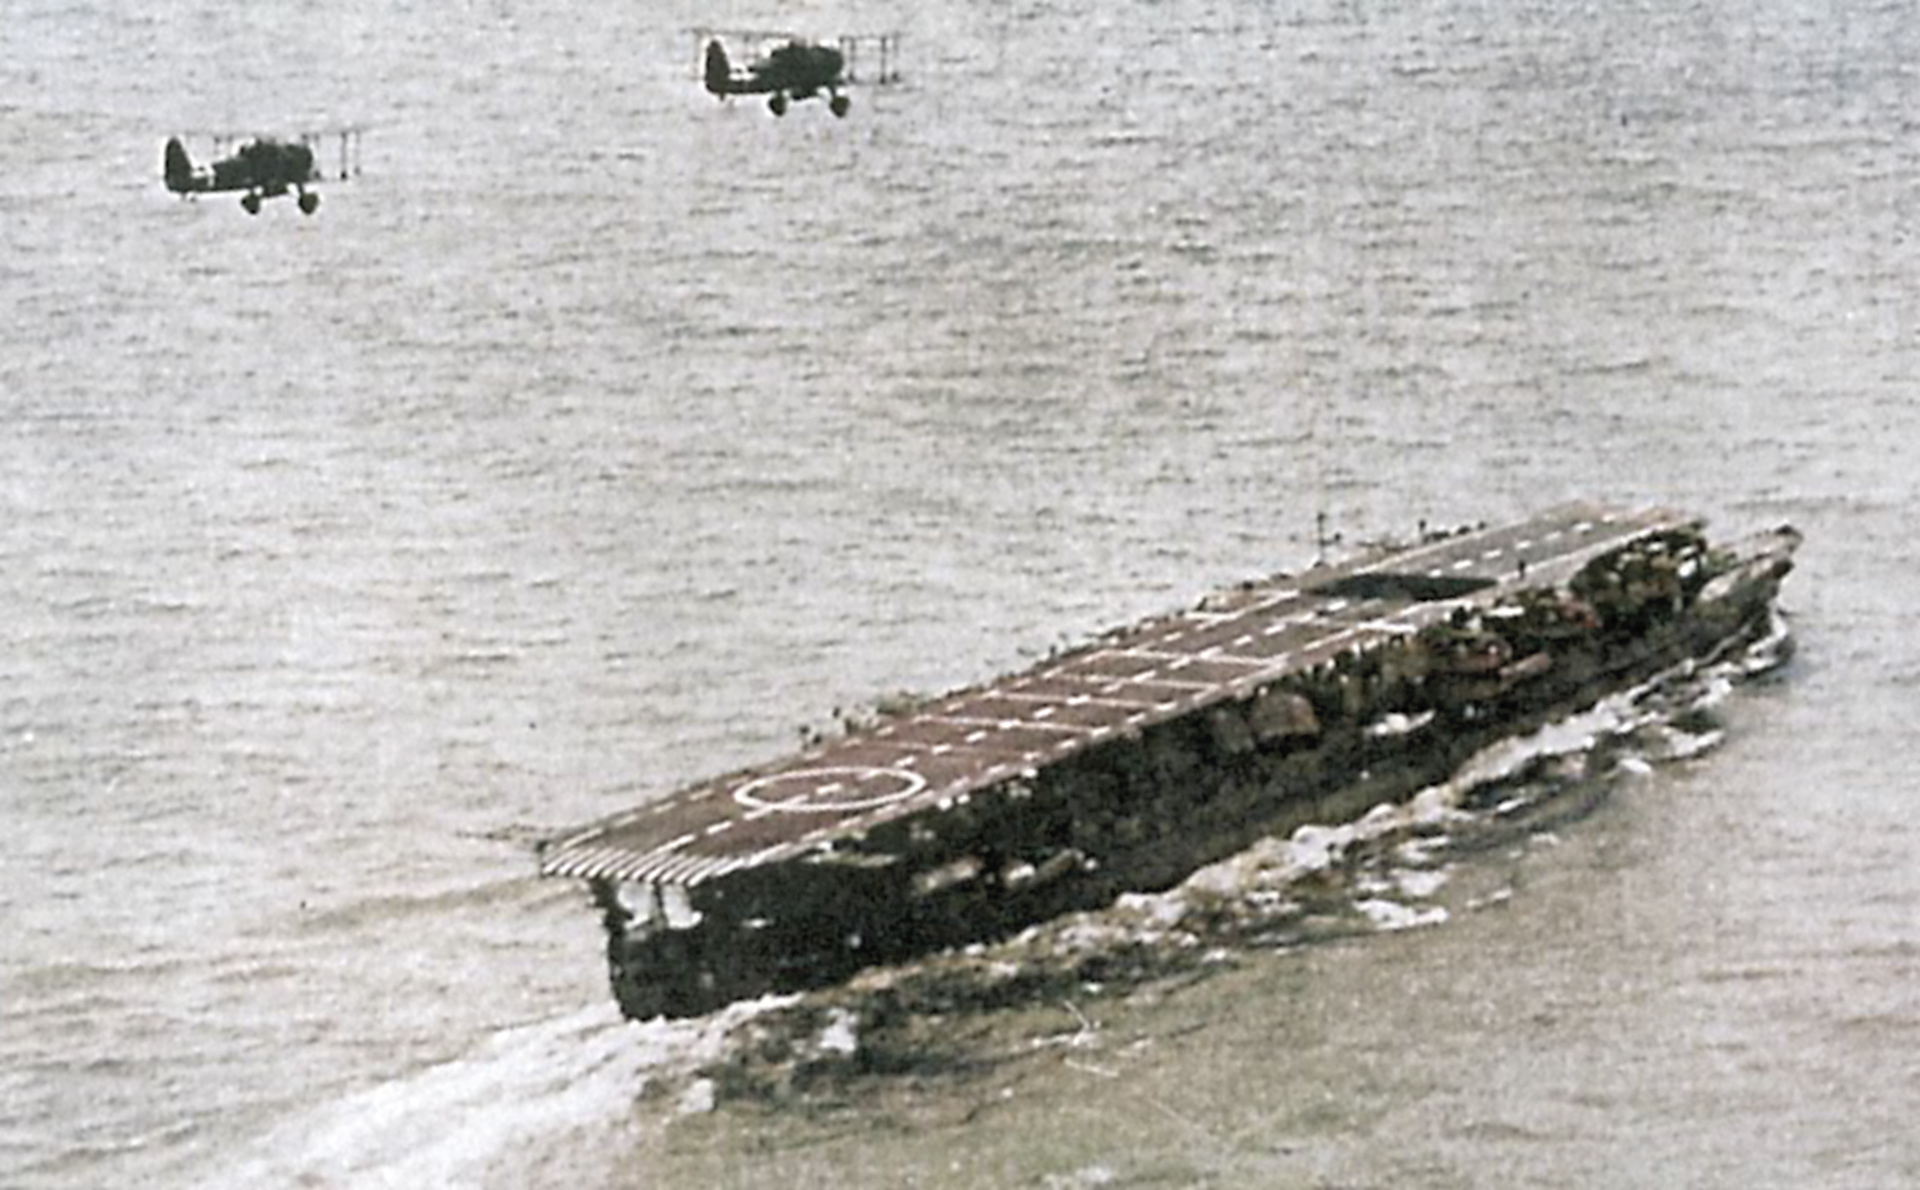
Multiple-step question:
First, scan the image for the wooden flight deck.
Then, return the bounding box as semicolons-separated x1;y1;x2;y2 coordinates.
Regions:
540;502;1688;889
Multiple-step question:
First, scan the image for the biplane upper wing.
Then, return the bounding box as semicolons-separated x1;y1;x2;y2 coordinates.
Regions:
691;28;902;88
162;127;364;214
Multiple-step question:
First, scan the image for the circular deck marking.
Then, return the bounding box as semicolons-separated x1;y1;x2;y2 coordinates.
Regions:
733;766;928;813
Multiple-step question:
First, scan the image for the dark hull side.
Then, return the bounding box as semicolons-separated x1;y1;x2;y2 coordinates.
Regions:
585;522;1798;1021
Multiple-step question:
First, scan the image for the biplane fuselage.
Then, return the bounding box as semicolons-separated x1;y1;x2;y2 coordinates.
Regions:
704;38;851;116
164;136;325;214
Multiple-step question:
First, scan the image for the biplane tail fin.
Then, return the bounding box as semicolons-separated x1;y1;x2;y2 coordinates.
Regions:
704;39;733;96
163;137;195;193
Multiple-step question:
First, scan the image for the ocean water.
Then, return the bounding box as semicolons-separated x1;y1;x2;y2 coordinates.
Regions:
2;0;1915;1186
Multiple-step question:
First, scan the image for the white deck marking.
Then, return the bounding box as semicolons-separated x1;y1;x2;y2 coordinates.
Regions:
1197;646;1267;663
1128;674;1214;690
735;766;928;813
996;689;1160;709
1117;647;1212;663
555;845;618;878
932;714;1092;734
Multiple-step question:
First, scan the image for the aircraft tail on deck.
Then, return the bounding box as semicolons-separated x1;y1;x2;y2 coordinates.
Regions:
703;40;733;95
163;137;195;193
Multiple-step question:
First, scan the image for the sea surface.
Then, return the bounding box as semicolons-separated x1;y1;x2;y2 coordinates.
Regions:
2;0;1915;1186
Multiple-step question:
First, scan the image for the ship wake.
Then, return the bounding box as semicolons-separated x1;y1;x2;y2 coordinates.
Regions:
194;613;1792;1179
200;997;802;1189
676;610;1794;1102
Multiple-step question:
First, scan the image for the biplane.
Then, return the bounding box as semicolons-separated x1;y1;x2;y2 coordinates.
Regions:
162;128;362;215
693;28;900;117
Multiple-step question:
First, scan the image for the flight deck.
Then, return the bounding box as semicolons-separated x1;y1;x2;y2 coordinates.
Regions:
539;502;1688;889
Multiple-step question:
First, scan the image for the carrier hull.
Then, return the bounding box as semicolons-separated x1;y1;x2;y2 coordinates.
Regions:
540;504;1799;1021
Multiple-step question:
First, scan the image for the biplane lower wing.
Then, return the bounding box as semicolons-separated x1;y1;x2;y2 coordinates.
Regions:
162;129;361;215
694;29;900;117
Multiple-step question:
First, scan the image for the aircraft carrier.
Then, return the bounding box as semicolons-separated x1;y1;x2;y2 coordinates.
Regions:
541;502;1800;1020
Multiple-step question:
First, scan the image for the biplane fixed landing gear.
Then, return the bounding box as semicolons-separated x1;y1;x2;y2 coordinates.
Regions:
766;90;849;117
240;188;319;215
698;30;889;120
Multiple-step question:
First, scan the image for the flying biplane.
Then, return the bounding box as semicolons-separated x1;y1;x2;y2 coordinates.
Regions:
162;128;362;215
694;28;901;117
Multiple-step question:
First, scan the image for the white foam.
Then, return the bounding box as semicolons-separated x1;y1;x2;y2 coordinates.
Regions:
1064;626;1785;955
817;1006;860;1056
204;997;794;1189
674;1077;717;1116
1394;867;1451;899
1354;898;1449;931
211;620;1790;1179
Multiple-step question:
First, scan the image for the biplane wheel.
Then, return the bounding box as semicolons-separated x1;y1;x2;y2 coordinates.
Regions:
830;94;851;118
241;193;261;215
298;192;320;215
769;93;788;117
